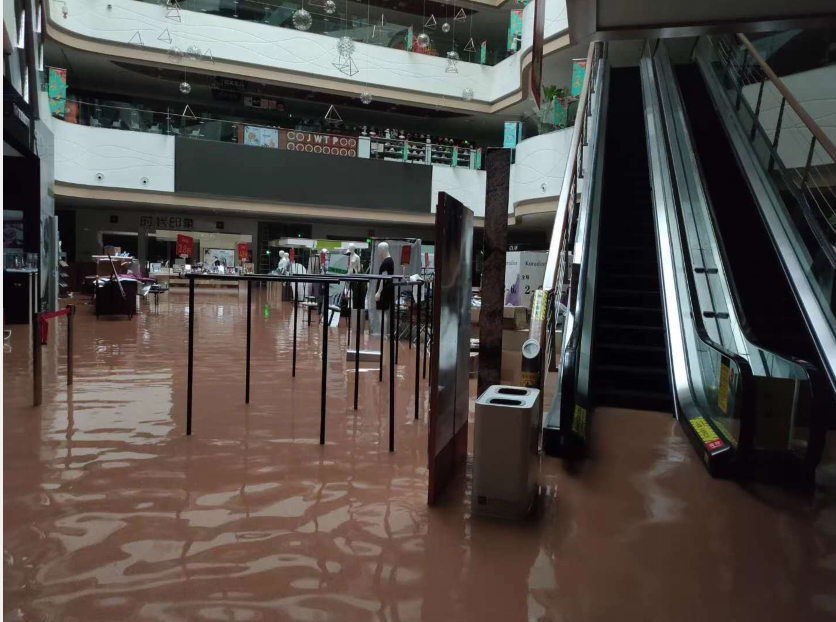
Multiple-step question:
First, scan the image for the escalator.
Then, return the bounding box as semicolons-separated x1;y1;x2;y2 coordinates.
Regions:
592;68;672;413
675;64;819;363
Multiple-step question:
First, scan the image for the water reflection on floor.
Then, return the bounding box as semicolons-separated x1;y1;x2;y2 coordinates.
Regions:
4;292;836;621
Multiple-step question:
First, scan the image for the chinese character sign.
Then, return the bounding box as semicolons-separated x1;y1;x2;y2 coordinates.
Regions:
176;234;194;258
571;59;587;97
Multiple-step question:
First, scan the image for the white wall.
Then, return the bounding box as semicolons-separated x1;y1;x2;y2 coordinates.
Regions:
430;166;487;217
50;0;567;105
509;126;572;212
742;64;836;170
53;120;175;191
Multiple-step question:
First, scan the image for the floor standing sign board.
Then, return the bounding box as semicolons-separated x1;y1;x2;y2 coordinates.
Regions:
428;192;474;505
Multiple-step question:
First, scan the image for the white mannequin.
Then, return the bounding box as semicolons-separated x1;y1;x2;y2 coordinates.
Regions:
347;243;361;275
277;250;290;275
375;242;392;303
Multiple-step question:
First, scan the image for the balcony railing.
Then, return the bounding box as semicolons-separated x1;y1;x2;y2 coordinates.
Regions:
55;99;481;168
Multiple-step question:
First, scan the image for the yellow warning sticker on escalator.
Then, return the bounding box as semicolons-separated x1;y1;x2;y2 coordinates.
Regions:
690;416;724;451
572;405;587;439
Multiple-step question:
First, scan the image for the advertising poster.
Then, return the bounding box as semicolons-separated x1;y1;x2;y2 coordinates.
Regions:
571;59;587;97
243;126;279;148
48;68;68;118
480;40;487;64
553;97;569;127
237;242;251;262
280;130;357;157
507;10;523;52
176;234;194;258
203;248;236;268
503;122;521;148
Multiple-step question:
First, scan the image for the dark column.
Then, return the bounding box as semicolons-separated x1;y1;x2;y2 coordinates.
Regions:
477;148;511;396
187;277;195;435
293;281;298;377
246;280;252;403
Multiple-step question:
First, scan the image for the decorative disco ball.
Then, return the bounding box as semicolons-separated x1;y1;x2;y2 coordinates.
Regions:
441;22;450;33
168;46;184;63
447;50;459;61
324;0;337;14
360;92;373;105
337;36;355;57
462;87;474;101
417;32;430;47
180;81;192;94
186;45;202;60
292;8;312;31
61;5;68;17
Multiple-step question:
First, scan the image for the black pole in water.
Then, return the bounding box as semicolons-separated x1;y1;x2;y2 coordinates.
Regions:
346;284;351;350
379;300;385;383
423;283;428;380
320;300;328;445
292;280;298;377
187;276;195;435
389;293;395;452
246;280;252;404
409;289;413;350
415;284;421;419
395;289;400;364
354;305;361;410
33;313;42;407
67;305;75;386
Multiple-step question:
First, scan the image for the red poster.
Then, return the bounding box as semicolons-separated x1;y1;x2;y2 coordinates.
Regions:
237;242;250;262
176;234;194;257
401;246;412;264
289;248;296;263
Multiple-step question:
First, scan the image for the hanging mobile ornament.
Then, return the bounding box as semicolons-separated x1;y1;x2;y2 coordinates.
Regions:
417;32;430;47
180;81;191;94
462;87;474;101
441;21;450;33
360;92;373;105
324;0;336;13
293;7;312;30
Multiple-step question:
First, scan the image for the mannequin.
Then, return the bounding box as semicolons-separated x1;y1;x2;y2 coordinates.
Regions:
347;243;361;275
277;250;290;275
375;242;394;310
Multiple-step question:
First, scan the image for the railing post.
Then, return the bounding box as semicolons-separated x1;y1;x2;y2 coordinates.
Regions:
768;98;787;173
800;135;817;192
414;283;421;419
354;304;361;410
246;280;252;403
67;305;75;386
33;313;42;407
751;80;765;141
186;276;195;435
293;280;298;377
735;49;748;110
389;292;396;452
320;295;328;445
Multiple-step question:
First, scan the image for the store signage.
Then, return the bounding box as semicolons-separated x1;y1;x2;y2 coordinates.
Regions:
213;77;248;91
176;234;194;258
571;59;587;97
237;242;251;262
141;216;194;229
243;96;282;111
281;130;358;157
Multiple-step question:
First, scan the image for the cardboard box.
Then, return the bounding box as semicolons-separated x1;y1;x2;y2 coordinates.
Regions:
104;246;121;256
502;329;530;354
500;350;523;386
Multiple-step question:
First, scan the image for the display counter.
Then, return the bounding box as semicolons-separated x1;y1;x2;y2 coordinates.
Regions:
151;273;246;294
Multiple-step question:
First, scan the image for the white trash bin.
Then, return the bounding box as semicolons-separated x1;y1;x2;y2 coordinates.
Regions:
472;385;540;519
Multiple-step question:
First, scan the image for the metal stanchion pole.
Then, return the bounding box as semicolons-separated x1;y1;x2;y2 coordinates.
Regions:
409;289;413;350
293;281;298;377
346;283;351;349
395;288;400;364
67;305;75;385
423;283;429;380
320;298;328;445
379;299;385;383
33;313;42;406
187;276;195;435
414;285;421;419
389;294;395;452
354;304;361;410
246;280;252;404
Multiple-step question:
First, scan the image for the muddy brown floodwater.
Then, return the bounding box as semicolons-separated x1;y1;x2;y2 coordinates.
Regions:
4;291;836;621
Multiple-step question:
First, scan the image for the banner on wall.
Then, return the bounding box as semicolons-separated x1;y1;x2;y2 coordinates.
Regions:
176;234;194;258
507;10;523;52
406;25;414;51
280;130;358;157
451;146;459;167
503;122;521;149
480;40;487;64
531;0;545;108
48;68;68;118
237;242;251;262
243;126;279;148
476;148;482;169
571;59;587;97
553;97;569;127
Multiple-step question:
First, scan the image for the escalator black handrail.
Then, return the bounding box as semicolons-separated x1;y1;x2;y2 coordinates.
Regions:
651;45;758;457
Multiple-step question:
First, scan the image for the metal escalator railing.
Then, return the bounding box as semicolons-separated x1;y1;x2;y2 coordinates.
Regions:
699;34;836;396
651;40;825;476
538;40;606;454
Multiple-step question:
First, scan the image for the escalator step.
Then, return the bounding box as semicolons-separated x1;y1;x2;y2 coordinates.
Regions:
596;388;673;413
595;322;667;347
595;342;668;368
598;273;660;291
593;363;670;391
597;305;664;327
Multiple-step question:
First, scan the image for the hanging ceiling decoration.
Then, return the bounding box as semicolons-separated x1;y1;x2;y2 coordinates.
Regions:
336;36;355;57
158;28;172;43
201;48;215;63
165;0;181;22
324;0;337;14
186;45;201;60
417;32;430;47
182;104;196;119
360;92;373;105
424;14;437;29
445;56;458;73
454;8;466;22
333;36;358;76
441;21;450;33
292;8;312;31
447;50;459;61
462;87;474;101
168;46;184;62
179;81;191;94
463;37;475;52
324;105;342;124
128;31;144;46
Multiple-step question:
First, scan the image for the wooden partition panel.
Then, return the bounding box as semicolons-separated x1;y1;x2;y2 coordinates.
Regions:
428;192;474;505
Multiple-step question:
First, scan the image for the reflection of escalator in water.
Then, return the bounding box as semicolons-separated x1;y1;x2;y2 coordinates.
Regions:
675;65;821;382
593;68;673;413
